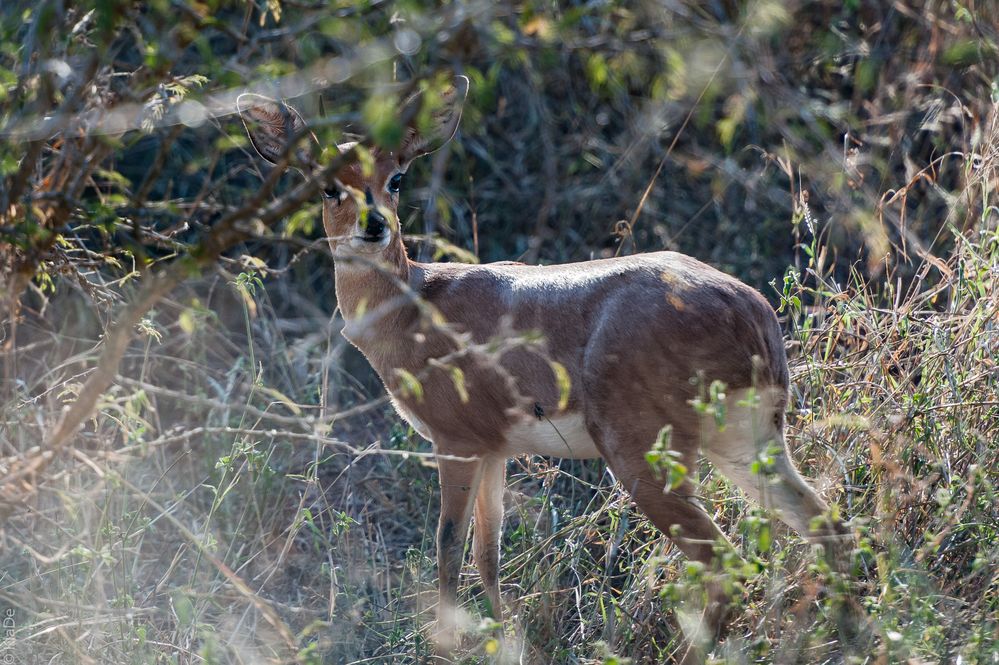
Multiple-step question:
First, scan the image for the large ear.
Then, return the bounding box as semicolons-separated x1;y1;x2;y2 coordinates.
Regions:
236;93;320;169
397;75;469;171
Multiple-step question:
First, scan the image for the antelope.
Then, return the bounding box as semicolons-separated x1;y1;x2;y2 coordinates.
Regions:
237;77;848;661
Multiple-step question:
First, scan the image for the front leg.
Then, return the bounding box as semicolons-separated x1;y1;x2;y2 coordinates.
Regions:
435;453;484;656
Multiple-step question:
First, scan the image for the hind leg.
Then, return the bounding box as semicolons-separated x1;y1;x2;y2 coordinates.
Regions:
589;422;736;663
701;390;865;651
700;388;848;546
601;439;730;564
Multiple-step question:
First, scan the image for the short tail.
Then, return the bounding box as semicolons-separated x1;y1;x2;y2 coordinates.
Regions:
770;319;789;380
762;309;790;427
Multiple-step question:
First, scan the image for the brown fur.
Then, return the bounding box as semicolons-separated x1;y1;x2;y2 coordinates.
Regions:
334;246;787;455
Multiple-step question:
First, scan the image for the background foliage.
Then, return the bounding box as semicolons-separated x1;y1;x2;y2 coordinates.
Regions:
1;1;997;663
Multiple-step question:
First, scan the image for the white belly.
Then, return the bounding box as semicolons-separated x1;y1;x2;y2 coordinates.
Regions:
503;413;601;459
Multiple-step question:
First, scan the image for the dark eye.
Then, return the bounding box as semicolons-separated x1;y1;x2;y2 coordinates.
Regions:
321;188;340;202
387;173;403;194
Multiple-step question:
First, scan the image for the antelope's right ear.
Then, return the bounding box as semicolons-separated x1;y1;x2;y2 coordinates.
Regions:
236;93;320;168
397;75;469;171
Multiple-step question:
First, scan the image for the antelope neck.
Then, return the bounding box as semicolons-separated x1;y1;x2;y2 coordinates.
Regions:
333;236;419;342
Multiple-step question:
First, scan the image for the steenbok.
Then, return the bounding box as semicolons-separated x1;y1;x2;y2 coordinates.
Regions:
237;76;848;662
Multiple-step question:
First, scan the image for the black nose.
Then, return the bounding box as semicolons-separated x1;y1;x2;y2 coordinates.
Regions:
363;188;386;238
365;208;387;237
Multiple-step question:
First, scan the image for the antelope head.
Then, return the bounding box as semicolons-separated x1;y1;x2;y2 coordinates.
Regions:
236;77;468;262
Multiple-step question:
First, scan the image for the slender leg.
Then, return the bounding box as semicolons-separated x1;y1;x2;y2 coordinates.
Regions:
699;390;850;550
435;454;484;656
472;456;506;620
706;433;833;534
623;473;734;665
702;390;865;654
591;424;736;664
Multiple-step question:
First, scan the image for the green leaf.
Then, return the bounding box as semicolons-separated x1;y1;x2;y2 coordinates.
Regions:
448;365;469;403
172;592;195;626
0;153;18;176
757;521;771;552
285;206;318;237
717;117;738;151
215;133;248;151
586;53;609;89
178;309;197;334
549;361;571;411
394;369;424;402
363;94;403;148
941;40;982;66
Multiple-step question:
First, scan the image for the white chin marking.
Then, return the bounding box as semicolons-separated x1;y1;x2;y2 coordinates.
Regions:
335;235;391;255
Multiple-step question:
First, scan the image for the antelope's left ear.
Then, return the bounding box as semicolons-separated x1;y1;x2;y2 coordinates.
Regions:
397;75;469;171
236;93;320;171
